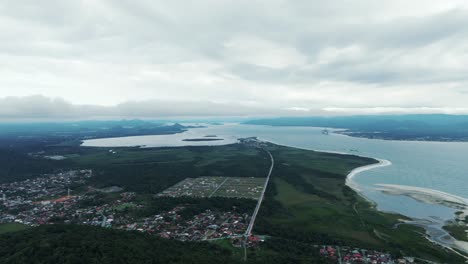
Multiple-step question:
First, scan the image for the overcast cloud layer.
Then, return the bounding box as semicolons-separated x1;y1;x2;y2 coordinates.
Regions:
1;0;468;119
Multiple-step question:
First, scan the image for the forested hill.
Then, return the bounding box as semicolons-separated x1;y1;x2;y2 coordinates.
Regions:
244;114;468;141
0;225;238;264
0;225;332;264
0;120;194;151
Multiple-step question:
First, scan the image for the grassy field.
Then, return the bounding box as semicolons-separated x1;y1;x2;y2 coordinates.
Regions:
254;143;464;263
0;223;30;234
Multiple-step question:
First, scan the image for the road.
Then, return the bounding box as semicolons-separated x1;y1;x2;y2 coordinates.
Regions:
337;246;342;264
245;148;274;237
243;148;274;261
208;177;229;198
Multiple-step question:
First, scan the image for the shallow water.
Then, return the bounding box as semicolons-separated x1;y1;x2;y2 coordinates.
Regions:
82;124;468;222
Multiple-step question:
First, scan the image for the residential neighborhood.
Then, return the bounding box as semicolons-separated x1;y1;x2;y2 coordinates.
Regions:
319;245;415;264
0;170;256;246
0;169;427;261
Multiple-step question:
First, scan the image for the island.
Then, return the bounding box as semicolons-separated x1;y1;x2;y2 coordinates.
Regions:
182;138;224;142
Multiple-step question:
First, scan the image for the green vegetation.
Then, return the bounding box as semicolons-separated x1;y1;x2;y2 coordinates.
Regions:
0;223;30;234
0;225;238;264
254;143;464;263
444;224;468;242
112;203;136;212
0;149;72;183
135;196;257;219
213;237;334;264
71;144;270;194
1;140;465;263
0;225;332;264
0;121;190;148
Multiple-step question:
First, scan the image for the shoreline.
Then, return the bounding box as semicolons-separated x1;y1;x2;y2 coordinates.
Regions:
343;158;468;256
243;123;468;143
375;184;468;208
264;138;468;256
335;130;468;143
397;219;468;258
80;131;468;257
345;158;392;192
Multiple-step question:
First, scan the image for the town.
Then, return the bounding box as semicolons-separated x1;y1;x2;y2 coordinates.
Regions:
318;245;416;264
0;170;257;245
0;168;416;262
0;169;92;211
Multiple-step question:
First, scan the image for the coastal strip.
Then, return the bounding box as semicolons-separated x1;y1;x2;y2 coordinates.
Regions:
346;159;392;192
375;184;468;208
343;159;468;256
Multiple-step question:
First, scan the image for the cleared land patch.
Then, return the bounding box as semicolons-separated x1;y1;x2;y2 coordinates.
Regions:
156;176;266;200
0;223;30;234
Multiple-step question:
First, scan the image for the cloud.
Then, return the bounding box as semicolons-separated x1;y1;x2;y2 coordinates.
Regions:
322;107;468;115
1;95;468;121
1;1;468;118
0;95;109;119
284;107;310;112
223;35;307;69
0;95;329;120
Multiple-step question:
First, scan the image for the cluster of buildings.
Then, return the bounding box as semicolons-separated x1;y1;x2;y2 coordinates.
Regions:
0;169;147;228
2;195;82;225
156;176;265;200
156;177;227;198
0;170;92;209
0;170;255;246
116;206;250;242
72;192;141;228
238;137;264;148
319;245;414;264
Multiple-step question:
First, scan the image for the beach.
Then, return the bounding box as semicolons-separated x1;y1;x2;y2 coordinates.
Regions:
346;160;468;257
345;158;392;192
375;184;468;209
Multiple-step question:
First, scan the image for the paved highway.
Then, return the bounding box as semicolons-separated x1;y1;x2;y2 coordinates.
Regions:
245;148;274;236
243;147;274;261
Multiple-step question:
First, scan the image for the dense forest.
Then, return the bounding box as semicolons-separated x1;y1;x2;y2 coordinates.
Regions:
0;225;331;264
0;120;198;184
76;145;270;194
0;149;72;183
0;225;237;264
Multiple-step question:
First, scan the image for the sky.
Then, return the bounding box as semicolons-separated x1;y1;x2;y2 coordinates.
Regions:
1;0;468;119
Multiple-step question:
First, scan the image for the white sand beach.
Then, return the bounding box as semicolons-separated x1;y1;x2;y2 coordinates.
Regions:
345;159;392;191
375;184;468;256
374;184;468;208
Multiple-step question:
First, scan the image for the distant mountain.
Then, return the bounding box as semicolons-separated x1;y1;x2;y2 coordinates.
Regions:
0;120;194;151
244;115;468;141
